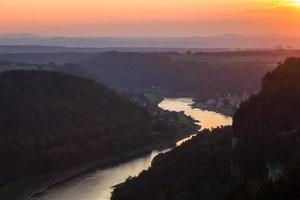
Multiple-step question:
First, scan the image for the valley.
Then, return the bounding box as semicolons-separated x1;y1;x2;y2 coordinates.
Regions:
26;98;232;200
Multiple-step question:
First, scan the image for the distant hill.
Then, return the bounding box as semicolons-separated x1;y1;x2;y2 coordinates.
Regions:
0;46;209;54
77;51;288;99
2;50;300;101
1;34;300;48
0;70;178;185
0;61;94;81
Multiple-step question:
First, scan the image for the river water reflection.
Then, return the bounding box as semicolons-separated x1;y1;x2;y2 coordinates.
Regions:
31;97;232;200
158;98;232;130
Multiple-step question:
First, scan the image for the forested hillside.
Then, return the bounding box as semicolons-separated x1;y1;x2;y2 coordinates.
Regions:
3;50;300;100
112;127;233;200
225;57;300;200
112;57;300;200
0;70;180;185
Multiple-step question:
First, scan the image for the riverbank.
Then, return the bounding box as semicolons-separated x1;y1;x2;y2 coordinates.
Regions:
191;93;249;117
124;90;235;117
191;100;235;117
191;103;235;117
0;132;195;200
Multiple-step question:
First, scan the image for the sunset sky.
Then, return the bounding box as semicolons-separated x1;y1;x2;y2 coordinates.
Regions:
1;0;300;37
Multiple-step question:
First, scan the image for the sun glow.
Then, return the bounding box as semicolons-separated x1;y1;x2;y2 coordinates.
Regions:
292;0;300;6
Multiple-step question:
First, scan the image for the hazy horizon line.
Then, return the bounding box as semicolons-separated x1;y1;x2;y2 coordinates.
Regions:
0;32;299;39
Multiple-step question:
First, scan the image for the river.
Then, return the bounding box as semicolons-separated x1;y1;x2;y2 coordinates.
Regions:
30;97;232;200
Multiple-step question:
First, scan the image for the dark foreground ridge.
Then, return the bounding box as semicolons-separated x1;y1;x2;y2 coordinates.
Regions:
112;127;233;200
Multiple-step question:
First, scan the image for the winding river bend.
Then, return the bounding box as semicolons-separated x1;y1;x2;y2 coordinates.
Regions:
31;98;232;200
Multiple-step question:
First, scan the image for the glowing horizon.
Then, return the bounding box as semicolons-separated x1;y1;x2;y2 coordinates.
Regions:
1;0;300;37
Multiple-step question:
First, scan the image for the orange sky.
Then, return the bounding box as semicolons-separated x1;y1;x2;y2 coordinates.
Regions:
1;0;300;36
